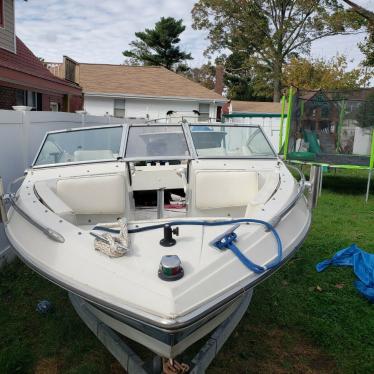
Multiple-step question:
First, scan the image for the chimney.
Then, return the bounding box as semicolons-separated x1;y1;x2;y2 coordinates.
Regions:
214;65;224;95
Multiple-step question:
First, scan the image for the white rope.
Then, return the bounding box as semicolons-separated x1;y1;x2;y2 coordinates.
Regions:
93;219;130;258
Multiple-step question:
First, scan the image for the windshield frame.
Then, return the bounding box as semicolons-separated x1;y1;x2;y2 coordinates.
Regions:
31;122;277;169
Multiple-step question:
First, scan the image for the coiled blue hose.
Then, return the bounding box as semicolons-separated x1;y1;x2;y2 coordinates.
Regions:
92;218;283;273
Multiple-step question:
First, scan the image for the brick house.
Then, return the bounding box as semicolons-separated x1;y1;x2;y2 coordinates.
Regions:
0;0;82;111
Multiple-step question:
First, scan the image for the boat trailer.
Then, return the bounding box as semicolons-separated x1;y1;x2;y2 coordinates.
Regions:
69;289;253;374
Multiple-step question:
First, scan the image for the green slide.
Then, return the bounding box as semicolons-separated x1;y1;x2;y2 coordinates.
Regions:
305;131;321;154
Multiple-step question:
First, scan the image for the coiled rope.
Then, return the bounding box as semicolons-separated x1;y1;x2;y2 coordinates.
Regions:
91;219;130;258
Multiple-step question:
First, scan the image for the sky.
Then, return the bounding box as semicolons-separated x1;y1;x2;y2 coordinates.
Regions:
15;0;374;70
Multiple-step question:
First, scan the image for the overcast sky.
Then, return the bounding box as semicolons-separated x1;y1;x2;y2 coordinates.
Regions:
15;0;374;70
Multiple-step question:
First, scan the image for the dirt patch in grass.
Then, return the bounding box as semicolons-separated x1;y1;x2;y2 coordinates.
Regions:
110;361;126;374
209;326;337;374
34;357;61;374
259;328;336;374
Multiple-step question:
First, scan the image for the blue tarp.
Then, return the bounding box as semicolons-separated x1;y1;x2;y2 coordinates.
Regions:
316;244;374;303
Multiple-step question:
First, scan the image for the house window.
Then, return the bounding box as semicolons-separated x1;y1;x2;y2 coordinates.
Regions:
198;103;210;121
16;90;27;106
114;99;126;118
15;89;43;110
0;0;4;28
216;106;222;121
36;93;43;110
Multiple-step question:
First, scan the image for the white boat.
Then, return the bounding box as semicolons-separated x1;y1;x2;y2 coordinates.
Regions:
1;122;312;360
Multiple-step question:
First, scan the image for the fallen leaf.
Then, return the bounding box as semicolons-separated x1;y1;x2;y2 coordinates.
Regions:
335;283;344;289
316;285;323;292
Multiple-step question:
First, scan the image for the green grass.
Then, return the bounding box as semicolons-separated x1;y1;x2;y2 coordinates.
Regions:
0;169;373;373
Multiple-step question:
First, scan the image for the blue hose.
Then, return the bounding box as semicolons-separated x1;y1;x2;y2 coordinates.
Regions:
92;218;283;273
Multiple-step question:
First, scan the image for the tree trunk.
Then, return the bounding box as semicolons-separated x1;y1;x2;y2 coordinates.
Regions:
273;78;281;102
341;0;374;22
273;61;282;102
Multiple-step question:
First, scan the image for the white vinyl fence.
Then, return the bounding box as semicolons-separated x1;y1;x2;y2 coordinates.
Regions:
0;110;123;267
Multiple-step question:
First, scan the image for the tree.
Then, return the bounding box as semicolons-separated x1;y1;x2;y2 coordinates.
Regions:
222;52;273;100
359;31;374;66
283;55;372;90
340;0;374;66
123;17;192;70
178;62;216;90
340;0;374;22
356;91;374;128
192;0;365;102
179;58;272;100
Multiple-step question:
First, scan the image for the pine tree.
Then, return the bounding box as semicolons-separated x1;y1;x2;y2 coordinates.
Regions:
123;17;192;70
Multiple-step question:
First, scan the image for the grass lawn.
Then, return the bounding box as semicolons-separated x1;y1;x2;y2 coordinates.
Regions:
0;169;373;373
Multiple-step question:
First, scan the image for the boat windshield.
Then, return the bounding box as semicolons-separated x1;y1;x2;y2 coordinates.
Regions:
34;126;123;166
33;123;277;167
125;125;190;160
190;124;276;158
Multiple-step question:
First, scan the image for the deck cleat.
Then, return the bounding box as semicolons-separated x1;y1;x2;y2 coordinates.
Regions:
210;224;240;250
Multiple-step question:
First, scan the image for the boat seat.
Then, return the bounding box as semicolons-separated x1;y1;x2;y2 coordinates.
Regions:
188;160;280;217
193;170;258;211
245;171;280;216
73;150;114;162
34;174;127;224
56;174;126;215
34;180;76;223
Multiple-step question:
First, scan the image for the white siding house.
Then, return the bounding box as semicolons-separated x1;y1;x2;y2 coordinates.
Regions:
48;61;226;121
84;96;219;120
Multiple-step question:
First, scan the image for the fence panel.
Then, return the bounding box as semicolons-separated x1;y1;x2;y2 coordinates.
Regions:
0;110;119;267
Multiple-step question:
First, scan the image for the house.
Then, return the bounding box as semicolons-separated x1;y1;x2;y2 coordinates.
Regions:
226;100;286;117
0;0;83;111
47;59;227;120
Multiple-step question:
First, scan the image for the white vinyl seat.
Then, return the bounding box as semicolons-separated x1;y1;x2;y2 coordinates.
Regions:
194;171;258;210
34;180;76;223
188;160;280;217
56;174;126;215
245;171;280;216
34;174;128;225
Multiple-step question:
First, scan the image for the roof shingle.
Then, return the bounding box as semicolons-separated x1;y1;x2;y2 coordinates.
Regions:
77;64;226;101
0;38;81;94
231;100;286;114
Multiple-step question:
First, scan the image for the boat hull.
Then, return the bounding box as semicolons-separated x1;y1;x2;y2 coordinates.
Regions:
83;290;251;358
66;210;310;359
6;197;311;357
